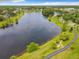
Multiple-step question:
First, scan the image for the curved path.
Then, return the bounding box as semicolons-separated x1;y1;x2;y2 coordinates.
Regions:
45;31;78;59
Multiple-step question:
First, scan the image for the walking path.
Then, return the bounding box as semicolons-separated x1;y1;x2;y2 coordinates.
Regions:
45;31;78;59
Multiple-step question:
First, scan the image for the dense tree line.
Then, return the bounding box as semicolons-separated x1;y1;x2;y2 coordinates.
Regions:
42;8;54;17
63;12;79;24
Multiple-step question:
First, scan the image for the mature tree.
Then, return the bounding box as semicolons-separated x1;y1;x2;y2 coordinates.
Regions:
52;43;57;49
42;8;54;17
59;33;69;41
62;22;69;32
26;42;39;53
63;12;79;24
0;15;6;21
10;55;17;59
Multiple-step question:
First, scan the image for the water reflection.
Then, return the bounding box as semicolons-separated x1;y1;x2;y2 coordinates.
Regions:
0;12;61;59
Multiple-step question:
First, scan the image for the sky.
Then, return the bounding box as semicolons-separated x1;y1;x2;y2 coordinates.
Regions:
0;0;79;5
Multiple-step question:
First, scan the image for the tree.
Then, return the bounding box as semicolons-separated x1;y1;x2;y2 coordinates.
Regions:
0;15;6;21
63;12;79;24
26;42;39;53
10;55;17;59
59;33;69;41
62;22;68;32
52;43;57;49
42;8;54;17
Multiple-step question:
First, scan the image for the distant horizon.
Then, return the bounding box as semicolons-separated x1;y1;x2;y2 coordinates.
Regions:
0;0;79;6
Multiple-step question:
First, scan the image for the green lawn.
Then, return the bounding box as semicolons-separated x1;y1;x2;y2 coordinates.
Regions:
48;16;79;59
48;16;63;28
11;15;76;59
51;36;79;59
0;11;24;28
15;31;74;59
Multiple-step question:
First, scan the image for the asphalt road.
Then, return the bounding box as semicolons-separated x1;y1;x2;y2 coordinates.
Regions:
45;31;78;59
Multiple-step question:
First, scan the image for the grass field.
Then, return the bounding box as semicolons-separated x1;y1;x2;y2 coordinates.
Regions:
51;36;79;59
9;7;79;59
10;13;76;59
15;31;74;59
0;11;24;28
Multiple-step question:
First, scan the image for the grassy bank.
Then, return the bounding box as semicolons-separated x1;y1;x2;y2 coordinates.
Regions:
10;13;76;59
51;36;79;59
0;11;24;28
9;7;79;59
15;31;74;59
49;15;79;59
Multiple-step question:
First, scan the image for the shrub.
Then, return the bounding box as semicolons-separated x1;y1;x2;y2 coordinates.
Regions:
26;42;39;53
42;8;54;17
0;15;6;21
10;55;17;59
52;43;57;49
59;33;69;41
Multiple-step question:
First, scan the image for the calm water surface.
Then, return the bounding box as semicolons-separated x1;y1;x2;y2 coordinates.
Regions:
0;12;61;59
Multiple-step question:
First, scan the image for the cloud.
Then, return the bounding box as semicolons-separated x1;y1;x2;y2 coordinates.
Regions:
28;2;79;6
0;2;79;6
12;0;25;2
0;0;25;2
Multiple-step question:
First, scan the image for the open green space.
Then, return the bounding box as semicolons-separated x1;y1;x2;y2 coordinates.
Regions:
0;11;24;28
0;8;24;28
8;7;79;59
15;32;74;59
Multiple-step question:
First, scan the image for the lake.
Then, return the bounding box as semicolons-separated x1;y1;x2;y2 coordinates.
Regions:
0;12;61;59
